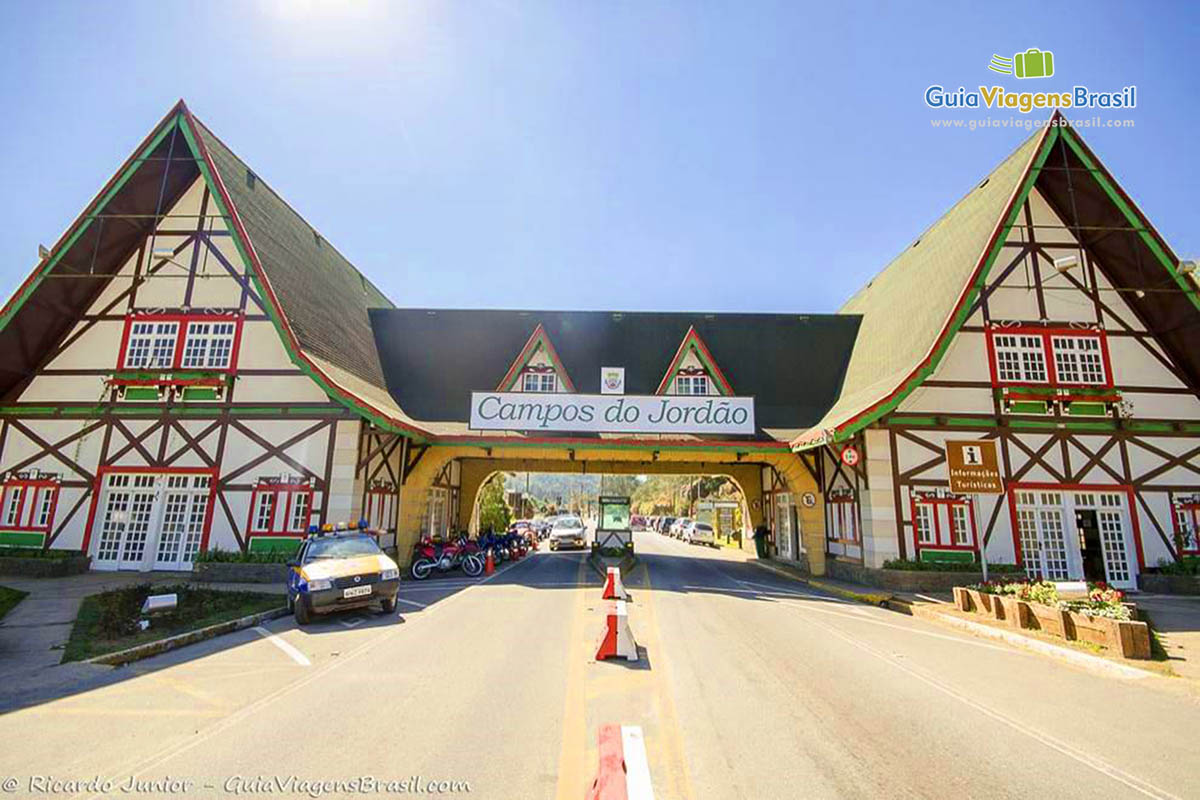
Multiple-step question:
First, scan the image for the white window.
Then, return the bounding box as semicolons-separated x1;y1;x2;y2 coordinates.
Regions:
253;491;276;533
1051;336;1106;385
522;372;557;393
35;489;56;527
288;491;311;532
181;322;237;369
125;322;179;369
950;505;971;546
675;375;710;395
3;487;22;526
993;334;1047;383
915;503;935;544
427;487;448;537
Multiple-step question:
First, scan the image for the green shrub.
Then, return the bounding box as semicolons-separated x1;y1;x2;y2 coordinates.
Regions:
883;558;1023;573
194;546;294;564
1155;557;1200;576
0;547;83;560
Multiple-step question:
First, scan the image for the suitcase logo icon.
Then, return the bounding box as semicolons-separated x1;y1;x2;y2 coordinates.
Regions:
988;48;1055;79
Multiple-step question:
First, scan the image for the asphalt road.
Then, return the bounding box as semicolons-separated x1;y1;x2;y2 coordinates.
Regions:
1;532;1198;800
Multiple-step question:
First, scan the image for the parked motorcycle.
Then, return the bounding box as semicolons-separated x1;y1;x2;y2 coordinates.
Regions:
410;535;484;580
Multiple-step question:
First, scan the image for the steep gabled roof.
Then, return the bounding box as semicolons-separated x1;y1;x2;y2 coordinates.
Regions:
654;325;734;396
0;101;428;439
496;323;577;392
370;308;862;440
190;118;396;391
794;113;1200;448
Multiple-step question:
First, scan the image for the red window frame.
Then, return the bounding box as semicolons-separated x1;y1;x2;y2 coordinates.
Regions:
909;492;979;557
985;325;1114;390
117;312;245;374
1005;482;1146;571
246;480;315;537
365;482;397;531
0;477;60;534
1174;500;1200;555
826;491;859;545
79;465;219;555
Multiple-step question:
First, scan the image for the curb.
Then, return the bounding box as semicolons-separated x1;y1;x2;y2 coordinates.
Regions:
749;559;893;606
83;606;289;666
911;605;1153;680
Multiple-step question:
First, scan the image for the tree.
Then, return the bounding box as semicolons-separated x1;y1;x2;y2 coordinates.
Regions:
478;475;511;532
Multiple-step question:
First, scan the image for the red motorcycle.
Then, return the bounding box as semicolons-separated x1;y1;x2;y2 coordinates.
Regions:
410;535;484;580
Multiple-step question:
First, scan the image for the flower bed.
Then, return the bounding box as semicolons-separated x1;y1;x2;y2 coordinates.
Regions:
952;580;1150;659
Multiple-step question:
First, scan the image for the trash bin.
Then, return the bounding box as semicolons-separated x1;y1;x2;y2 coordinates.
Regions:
753;525;770;558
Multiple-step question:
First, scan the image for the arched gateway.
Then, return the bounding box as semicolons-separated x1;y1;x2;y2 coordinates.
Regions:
1;102;1196;588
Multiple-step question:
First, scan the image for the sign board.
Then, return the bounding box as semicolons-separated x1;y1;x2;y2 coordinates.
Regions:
801;492;816;508
601;367;625;395
945;440;1004;494
840;446;860;467
469;392;755;435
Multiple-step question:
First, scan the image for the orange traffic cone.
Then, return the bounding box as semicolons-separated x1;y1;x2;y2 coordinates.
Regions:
484;549;495;576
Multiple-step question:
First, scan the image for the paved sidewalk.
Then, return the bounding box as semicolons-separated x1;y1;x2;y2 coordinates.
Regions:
0;571;284;679
1134;593;1200;681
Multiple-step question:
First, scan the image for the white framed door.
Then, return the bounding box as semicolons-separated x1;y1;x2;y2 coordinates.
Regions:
92;471;215;571
1015;489;1136;589
153;475;212;570
94;474;159;570
775;493;795;559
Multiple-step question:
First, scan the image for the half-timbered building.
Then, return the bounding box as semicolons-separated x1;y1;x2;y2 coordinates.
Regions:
795;113;1200;590
0;103;1194;587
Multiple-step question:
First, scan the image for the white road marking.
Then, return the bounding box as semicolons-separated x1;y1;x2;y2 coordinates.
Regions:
810;617;1180;800
252;626;311;667
339;617;365;629
915;593;949;604
621;725;655;800
394;597;427;609
734;578;850;603
775;598;1025;654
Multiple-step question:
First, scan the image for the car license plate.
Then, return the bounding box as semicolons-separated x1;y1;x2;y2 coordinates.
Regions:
343;585;372;599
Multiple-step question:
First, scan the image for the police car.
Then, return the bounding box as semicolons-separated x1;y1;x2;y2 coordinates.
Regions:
286;522;401;624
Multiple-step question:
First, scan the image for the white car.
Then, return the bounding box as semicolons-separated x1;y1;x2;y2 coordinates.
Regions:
684;522;717;547
549;516;587;551
671;518;692;538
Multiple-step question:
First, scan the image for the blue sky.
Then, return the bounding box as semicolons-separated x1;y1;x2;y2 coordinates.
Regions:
1;1;1196;313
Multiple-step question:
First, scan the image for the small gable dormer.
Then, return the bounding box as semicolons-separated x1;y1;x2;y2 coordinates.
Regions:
656;326;733;396
497;324;575;393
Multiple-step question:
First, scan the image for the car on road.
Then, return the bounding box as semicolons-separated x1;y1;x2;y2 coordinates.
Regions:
671;518;692;538
659;516;676;535
549;515;588;551
286;529;401;624
631;514;647;531
683;521;717;547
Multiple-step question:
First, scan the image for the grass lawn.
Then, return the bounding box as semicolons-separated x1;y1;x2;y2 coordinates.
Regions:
62;583;283;663
0;585;28;622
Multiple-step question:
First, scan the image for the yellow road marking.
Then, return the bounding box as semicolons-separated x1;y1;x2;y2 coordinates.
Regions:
637;566;695;800
553;557;591;800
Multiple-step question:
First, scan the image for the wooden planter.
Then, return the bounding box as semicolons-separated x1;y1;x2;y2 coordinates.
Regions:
952;586;1153;660
958;587;994;614
1025;601;1071;638
991;594;1030;628
1064;611;1151;660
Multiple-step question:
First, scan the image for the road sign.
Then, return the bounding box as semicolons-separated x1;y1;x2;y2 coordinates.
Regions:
840;446;860;467
945;440;1004;494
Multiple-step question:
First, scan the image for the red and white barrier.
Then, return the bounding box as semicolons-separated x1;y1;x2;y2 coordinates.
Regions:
595;600;639;661
602;566;630;601
587;724;655;800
